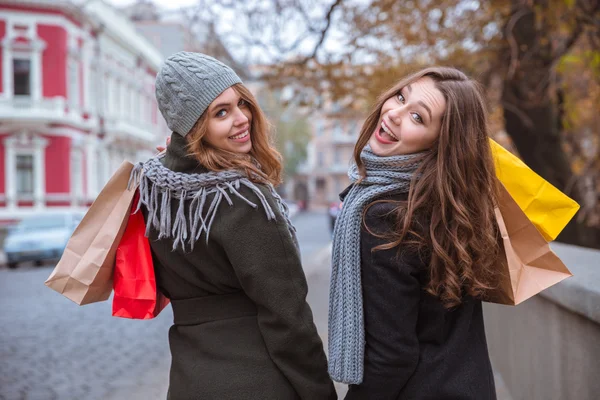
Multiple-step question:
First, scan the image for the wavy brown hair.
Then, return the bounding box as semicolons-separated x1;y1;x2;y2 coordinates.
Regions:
356;67;500;308
186;83;283;186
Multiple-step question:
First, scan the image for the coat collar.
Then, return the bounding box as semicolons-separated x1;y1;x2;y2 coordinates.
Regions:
339;184;353;202
339;184;408;203
161;132;209;174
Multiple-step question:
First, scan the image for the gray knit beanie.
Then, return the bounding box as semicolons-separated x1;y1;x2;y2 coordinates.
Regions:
155;52;242;137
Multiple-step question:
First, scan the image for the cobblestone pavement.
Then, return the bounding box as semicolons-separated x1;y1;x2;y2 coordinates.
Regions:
0;263;172;400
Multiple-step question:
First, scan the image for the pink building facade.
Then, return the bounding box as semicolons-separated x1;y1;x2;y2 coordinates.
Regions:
0;0;166;224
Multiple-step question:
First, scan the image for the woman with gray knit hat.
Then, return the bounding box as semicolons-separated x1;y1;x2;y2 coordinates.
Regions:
130;52;335;400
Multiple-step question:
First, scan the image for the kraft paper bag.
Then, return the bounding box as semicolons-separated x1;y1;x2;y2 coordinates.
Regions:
45;161;137;305
485;181;573;305
490;138;580;241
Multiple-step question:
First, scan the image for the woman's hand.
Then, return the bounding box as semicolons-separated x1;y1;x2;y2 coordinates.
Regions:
156;136;171;152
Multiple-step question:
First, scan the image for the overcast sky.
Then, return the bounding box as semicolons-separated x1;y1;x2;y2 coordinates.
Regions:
106;0;199;10
103;0;350;66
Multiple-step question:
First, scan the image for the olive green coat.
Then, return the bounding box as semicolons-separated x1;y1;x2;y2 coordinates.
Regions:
145;134;336;400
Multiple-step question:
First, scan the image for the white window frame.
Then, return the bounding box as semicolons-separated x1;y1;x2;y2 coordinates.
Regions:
84;137;98;199
88;66;97;114
82;41;93;115
120;78;127;119
132;87;140;124
14;152;35;198
1;19;44;101
114;78;121;117
68;58;80;110
334;148;341;164
3;132;48;210
95;146;108;194
70;146;83;206
12;54;33;98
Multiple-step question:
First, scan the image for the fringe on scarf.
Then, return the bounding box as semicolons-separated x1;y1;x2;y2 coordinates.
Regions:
128;161;296;252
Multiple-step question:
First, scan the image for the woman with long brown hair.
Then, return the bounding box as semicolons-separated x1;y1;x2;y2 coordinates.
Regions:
132;52;335;399
329;67;499;399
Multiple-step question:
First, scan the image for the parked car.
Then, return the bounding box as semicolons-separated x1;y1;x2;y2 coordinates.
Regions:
328;201;343;232
3;212;84;269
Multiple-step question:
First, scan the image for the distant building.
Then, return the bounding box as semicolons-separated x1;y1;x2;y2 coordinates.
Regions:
0;0;167;223
294;103;362;208
122;0;245;76
123;0;206;58
245;66;363;208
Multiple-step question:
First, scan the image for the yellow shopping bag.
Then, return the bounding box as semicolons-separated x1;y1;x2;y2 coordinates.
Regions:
490;138;580;241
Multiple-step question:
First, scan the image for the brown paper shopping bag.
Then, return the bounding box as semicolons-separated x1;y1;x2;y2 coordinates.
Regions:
485;181;573;305
45;161;137;305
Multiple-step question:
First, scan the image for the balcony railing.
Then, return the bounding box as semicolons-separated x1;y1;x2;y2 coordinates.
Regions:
0;96;161;142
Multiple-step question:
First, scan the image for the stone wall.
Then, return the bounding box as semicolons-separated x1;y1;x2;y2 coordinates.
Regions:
484;243;600;400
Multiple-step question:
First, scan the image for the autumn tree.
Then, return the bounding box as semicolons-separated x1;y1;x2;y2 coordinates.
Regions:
257;88;312;182
498;0;600;247
193;0;600;247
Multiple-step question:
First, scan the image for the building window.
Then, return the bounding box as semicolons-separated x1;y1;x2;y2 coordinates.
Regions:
113;79;119;116
129;86;136;120
315;119;323;137
96;148;108;192
334;149;341;164
143;95;151;124
71;149;83;202
334;121;343;136
121;82;128;119
13;58;31;96
16;154;34;196
68;60;80;108
316;178;326;190
146;96;152;122
88;68;96;113
317;151;324;167
350;120;359;135
334;179;341;196
133;89;140;123
139;94;145;123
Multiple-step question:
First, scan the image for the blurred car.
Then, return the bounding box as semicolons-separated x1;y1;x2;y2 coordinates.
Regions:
3;212;84;269
328;201;343;232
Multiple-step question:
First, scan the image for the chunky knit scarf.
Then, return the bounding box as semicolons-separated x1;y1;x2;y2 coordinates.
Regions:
128;156;296;252
328;146;423;384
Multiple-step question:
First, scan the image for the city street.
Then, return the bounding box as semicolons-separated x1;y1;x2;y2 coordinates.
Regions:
0;209;512;400
0;211;333;400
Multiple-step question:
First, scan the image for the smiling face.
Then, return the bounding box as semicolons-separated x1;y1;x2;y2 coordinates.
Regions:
369;77;446;157
203;87;252;153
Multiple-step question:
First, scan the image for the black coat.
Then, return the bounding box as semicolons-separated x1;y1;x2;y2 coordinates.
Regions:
145;133;336;400
344;194;497;400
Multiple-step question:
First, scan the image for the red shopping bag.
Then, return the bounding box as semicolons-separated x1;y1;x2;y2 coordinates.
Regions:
112;191;170;319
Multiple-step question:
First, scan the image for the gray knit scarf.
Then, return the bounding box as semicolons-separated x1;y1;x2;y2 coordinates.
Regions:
128;156;296;252
328;145;423;384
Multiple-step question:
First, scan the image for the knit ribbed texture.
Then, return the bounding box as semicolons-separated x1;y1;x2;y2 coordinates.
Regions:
155;52;242;137
328;145;423;384
128;156;297;252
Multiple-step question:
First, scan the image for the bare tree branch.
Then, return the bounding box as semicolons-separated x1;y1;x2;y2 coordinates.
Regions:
308;0;343;59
